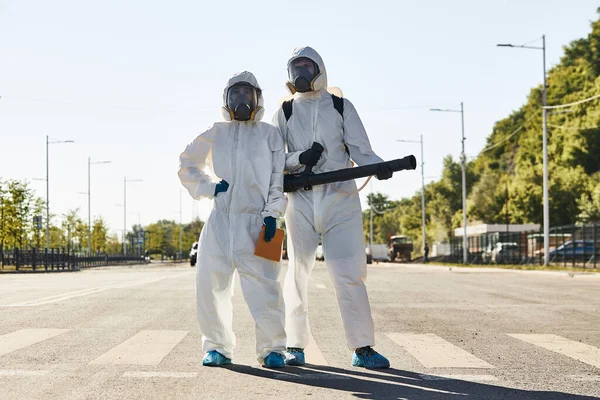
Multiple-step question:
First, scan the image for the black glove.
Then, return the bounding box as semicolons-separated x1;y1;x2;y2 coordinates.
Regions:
375;164;393;180
299;147;322;166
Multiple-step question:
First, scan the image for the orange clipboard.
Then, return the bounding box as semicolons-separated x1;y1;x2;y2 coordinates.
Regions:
254;227;285;262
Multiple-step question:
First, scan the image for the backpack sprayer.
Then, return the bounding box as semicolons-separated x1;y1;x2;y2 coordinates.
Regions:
283;142;417;193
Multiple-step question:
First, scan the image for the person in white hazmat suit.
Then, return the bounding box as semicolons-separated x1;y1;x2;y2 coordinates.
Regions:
179;71;288;369
272;47;393;369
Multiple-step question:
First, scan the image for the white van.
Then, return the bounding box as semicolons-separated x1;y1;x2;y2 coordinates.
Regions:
366;244;388;263
372;244;389;261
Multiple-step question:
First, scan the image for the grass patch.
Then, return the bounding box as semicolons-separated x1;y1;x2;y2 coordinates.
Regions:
429;262;600;274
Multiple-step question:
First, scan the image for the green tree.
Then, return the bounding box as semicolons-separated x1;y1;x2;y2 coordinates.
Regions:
469;170;510;224
91;217;109;253
146;220;177;257
577;173;600;223
0;179;7;248
61;209;83;251
105;234;122;254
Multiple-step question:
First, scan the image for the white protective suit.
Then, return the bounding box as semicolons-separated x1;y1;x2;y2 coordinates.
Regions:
179;71;288;362
272;47;384;351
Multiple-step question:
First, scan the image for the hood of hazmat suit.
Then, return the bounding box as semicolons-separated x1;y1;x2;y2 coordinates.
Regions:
272;48;385;352
178;71;287;362
286;46;328;94
221;71;265;122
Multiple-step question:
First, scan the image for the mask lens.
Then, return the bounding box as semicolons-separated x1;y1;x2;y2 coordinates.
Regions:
288;57;320;92
227;83;257;112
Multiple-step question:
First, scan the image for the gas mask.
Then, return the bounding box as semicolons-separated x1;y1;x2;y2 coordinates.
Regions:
287;57;321;93
225;83;259;121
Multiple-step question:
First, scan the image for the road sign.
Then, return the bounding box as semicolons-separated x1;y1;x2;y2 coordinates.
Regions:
33;216;43;230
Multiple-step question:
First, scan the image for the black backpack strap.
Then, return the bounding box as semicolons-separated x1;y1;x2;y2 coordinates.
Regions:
331;94;344;117
330;93;350;156
284;96;342;120
283;99;294;121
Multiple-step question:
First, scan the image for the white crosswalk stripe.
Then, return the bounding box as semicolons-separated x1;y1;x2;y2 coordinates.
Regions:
4;327;599;385
90;330;189;366
386;333;495;369
0;329;70;357
508;334;600;368
304;336;329;366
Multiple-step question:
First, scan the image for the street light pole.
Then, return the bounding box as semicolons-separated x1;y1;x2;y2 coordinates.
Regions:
542;35;549;266
397;136;427;258
430;104;468;264
420;134;426;258
46;136;49;249
124;177;127;255
460;102;467;264
88;157;91;255
497;35;549;265
44;135;74;249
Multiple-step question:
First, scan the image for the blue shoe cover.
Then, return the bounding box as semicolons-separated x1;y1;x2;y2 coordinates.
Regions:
262;352;285;368
202;350;232;366
351;346;390;369
285;348;305;366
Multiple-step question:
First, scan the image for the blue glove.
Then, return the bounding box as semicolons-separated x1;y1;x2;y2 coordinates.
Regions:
263;216;277;242
214;180;229;197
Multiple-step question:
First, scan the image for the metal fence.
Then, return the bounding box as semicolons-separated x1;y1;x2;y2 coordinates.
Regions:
0;247;147;272
443;223;600;267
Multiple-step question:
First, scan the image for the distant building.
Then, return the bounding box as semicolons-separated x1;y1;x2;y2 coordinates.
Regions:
454;223;540;237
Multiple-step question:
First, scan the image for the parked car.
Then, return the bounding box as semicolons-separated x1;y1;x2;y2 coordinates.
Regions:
316;245;324;261
491;242;520;264
189;242;198;267
481;244;494;263
388;235;413;262
549;240;597;261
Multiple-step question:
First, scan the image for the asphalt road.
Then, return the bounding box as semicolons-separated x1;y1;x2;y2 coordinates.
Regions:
1;261;599;399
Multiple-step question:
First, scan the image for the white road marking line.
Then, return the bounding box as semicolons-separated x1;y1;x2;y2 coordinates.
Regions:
0;369;51;376
509;334;600;368
0;329;70;357
420;373;498;382
2;287;106;307
90;330;189;366
386;333;495;369
304;336;329;366
123;371;197;378
316;284;326;289
2;276;167;306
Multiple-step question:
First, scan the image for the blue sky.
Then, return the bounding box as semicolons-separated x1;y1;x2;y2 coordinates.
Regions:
1;0;598;237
